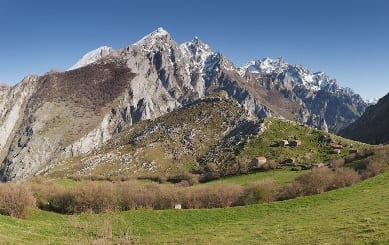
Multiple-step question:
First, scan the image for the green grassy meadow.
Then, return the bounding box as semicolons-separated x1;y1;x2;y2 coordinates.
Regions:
1;172;388;244
207;169;302;185
239;118;370;165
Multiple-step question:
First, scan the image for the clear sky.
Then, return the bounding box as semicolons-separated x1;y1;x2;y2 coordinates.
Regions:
1;0;388;100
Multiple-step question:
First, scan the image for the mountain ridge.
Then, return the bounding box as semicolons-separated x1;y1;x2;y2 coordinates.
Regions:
340;92;389;144
0;27;369;181
68;28;366;132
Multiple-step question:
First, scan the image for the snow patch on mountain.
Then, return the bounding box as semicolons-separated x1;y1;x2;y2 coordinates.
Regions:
133;27;171;52
240;57;342;92
180;36;213;70
240;57;288;75
365;98;379;105
68;46;113;70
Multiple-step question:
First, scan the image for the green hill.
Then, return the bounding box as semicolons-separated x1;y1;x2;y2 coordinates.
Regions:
47;94;260;179
239;117;369;165
46;96;369;181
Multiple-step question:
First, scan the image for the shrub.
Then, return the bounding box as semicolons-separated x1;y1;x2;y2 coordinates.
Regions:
295;168;334;195
25;177;65;211
180;184;243;209
331;168;360;189
361;162;386;179
279;166;361;200
236;156;251;174
260;160;278;171
72;181;119;213
0;183;36;218
200;163;221;182
331;158;345;168
344;153;358;164
278;182;303;200
240;178;277;205
168;172;199;186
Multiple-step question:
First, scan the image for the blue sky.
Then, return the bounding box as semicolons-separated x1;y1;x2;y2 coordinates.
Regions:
0;0;388;100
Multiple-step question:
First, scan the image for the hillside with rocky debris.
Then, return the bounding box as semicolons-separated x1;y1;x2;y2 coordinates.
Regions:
46;93;261;179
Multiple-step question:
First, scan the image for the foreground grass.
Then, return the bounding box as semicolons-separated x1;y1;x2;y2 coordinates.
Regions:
1;172;388;244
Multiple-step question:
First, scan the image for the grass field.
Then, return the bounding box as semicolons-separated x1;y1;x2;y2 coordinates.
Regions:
0;172;388;244
207;169;303;185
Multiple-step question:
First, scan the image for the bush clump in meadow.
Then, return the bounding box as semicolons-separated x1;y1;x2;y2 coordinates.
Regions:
0;183;36;218
25;177;280;214
279;167;360;200
239;178;277;205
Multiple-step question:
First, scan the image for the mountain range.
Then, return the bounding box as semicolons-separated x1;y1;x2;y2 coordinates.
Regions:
0;27;369;181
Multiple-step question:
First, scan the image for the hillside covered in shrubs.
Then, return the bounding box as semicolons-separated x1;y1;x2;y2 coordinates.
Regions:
1;145;387;218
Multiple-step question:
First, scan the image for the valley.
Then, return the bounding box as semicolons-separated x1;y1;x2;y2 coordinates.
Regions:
0;27;387;244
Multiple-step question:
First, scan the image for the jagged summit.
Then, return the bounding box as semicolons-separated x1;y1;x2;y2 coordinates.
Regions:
68;46;114;70
134;27;170;44
68;28;172;70
132;27;173;52
180;36;213;68
365;97;379;105
240;57;288;75
240;57;341;92
66;28;363;103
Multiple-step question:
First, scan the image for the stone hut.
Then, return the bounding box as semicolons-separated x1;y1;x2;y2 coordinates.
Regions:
279;140;289;147
290;140;302;147
332;144;343;150
349;148;358;154
281;158;295;166
251;156;267;168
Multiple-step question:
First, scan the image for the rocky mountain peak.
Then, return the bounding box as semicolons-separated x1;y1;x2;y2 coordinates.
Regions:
132;27;174;52
365;97;379;105
180;36;213;69
68;46;114;70
186;36;212;54
241;57;288;75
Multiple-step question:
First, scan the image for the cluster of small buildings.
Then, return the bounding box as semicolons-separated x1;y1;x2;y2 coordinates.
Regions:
278;139;302;147
331;144;358;154
250;134;361;172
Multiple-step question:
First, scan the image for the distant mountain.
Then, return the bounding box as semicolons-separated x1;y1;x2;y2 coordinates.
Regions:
340;93;389;144
239;57;367;132
0;27;368;181
365;98;379;105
